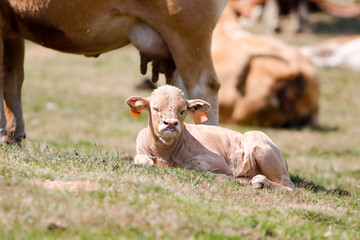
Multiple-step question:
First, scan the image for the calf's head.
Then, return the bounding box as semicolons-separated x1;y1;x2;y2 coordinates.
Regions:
126;85;211;145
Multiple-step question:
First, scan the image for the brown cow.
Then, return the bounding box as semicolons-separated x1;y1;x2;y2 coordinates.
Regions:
213;7;319;127
0;0;227;144
126;85;295;191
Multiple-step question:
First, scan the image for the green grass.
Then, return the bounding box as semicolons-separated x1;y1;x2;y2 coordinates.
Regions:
1;145;359;239
1;10;360;239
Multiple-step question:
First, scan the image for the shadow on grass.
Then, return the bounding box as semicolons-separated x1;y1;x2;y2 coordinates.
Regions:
308;124;339;132
311;17;360;35
135;78;157;91
290;174;351;196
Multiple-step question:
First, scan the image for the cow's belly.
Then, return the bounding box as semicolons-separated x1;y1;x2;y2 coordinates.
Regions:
9;1;169;58
20;16;134;55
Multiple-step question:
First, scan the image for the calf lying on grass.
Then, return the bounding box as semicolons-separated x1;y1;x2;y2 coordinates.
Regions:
126;85;294;191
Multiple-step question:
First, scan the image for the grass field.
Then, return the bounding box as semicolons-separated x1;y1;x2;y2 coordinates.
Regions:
1;11;360;239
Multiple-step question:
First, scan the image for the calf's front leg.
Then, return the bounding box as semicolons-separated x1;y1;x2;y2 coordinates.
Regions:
134;154;155;166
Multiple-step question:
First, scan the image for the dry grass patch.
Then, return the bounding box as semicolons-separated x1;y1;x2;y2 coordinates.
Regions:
1;145;359;239
31;179;100;191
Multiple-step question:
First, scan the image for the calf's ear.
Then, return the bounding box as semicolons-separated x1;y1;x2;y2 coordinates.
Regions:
125;96;150;118
187;99;212;124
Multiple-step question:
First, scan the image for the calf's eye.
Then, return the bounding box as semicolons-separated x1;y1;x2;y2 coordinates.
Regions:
180;110;185;115
152;107;159;113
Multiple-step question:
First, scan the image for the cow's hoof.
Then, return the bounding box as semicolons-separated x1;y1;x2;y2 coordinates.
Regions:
1;133;25;146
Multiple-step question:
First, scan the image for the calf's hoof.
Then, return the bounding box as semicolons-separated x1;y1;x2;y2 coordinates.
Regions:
249;175;268;189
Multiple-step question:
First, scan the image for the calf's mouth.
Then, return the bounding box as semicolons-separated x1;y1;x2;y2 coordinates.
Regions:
159;119;180;138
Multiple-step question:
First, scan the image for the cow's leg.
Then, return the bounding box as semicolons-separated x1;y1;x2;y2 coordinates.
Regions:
263;0;281;33
291;0;309;33
235;172;291;190
0;35;6;141
150;1;225;125
134;154;155;166
172;70;220;126
169;41;220;126
249;174;293;191
2;37;25;144
242;131;295;190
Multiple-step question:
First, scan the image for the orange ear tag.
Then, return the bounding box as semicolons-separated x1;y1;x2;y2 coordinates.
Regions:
130;109;141;118
193;109;208;124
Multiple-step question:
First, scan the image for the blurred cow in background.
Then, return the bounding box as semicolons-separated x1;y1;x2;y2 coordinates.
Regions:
301;35;360;71
213;7;320;127
229;0;360;33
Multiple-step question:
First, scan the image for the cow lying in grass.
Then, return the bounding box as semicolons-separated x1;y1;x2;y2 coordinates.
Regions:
301;35;360;72
213;7;320;127
126;85;294;191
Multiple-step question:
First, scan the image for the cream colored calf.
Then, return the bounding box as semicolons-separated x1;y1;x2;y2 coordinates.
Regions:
126;85;294;191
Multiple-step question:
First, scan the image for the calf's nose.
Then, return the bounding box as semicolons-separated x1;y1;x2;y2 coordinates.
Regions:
163;119;179;128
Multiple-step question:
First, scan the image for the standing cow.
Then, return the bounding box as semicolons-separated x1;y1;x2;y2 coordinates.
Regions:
229;0;360;33
0;0;227;144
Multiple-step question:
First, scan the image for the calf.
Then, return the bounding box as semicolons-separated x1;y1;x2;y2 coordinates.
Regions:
126;85;295;191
